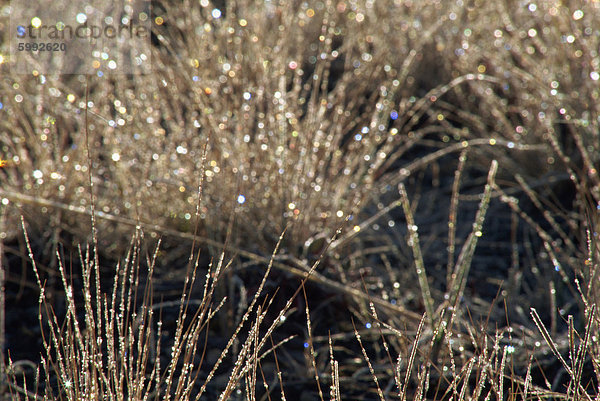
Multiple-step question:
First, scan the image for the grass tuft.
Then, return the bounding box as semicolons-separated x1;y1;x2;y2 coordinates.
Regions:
1;0;599;399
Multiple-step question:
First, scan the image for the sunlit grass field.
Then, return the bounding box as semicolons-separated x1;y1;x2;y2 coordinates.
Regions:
1;0;599;399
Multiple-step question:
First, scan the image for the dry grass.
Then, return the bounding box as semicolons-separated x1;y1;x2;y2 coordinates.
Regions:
1;0;599;399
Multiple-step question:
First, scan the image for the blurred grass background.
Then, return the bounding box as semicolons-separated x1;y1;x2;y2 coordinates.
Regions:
0;0;599;399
